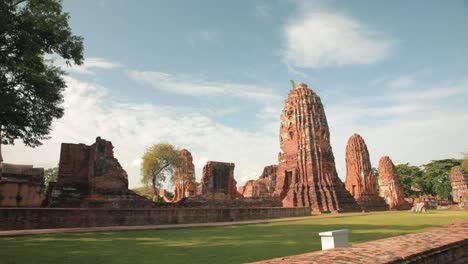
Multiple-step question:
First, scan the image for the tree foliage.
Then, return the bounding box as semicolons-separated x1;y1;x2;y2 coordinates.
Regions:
0;0;84;147
44;166;58;189
141;143;181;200
395;163;423;197
394;159;462;200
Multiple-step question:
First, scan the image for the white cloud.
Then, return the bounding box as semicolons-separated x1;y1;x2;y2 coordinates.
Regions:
2;77;279;188
283;6;394;68
128;70;281;101
59;57;122;75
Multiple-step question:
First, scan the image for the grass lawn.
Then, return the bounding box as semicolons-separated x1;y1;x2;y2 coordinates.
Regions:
0;210;466;264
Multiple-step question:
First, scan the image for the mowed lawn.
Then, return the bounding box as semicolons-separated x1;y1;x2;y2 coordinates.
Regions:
0;211;467;264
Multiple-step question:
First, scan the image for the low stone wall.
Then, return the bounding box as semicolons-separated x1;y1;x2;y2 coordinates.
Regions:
250;220;468;264
0;207;310;231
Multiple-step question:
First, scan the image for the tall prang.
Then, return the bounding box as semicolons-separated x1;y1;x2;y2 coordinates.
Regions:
378;156;411;210
274;82;361;212
345;134;388;211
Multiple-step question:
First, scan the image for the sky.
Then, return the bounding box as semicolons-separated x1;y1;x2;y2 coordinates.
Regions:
4;0;468;189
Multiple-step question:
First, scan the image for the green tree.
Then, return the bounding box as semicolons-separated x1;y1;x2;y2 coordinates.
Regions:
371;167;379;192
395;163;423;197
0;0;84;147
44;166;58;189
462;152;468;173
420;159;461;199
141;143;181;201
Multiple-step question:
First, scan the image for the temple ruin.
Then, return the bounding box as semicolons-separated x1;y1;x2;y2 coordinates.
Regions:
345;134;388;211
239;165;277;198
172;149;196;202
200;161;240;200
47;137;153;208
0;162;45;207
273;82;361;212
378;156;411;210
449;166;468;204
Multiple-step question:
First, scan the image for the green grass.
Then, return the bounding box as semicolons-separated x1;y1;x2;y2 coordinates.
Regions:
0;211;467;264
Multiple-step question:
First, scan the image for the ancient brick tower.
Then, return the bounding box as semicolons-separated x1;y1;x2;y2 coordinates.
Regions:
172;149;196;202
378;156;411;210
449;166;468;204
345;134;388;211
274;82;361;212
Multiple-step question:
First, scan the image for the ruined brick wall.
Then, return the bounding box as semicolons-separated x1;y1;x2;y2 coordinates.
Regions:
450;166;468;203
239;165;277;198
200;161;240;200
0;163;45;207
249;220;468;264
0;207;310;230
49;137;152;208
345;134;387;211
274;82;360;213
378;156;411;210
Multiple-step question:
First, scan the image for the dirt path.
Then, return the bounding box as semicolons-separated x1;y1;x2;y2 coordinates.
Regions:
0;211;390;237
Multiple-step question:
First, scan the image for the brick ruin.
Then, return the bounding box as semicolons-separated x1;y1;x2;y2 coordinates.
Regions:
172;149;196;202
0;163;45;207
345;134;388;211
47;137;153;208
449;166;468;204
273;82;361;212
239;165;277;198
200;161;241;200
378;156;411;210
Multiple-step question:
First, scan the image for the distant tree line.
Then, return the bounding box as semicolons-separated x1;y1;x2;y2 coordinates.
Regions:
393;158;464;200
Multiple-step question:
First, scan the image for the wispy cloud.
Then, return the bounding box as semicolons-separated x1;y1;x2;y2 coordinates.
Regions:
186;30;219;45
128;70;281;101
283;3;395;68
255;1;272;18
3;77;279;188
59;57;122;75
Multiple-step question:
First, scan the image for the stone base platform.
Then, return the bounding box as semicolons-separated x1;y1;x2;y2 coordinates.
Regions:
249;220;468;264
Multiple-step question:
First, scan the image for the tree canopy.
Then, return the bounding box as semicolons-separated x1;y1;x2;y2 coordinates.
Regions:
395;159;461;200
141;143;181;200
0;0;83;147
395;163;423;197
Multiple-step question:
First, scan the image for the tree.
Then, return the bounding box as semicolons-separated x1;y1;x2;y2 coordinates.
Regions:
44;166;58;189
462;152;468;173
141;143;181;201
371;167;379;192
0;0;84;148
395;163;423;197
420;159;462;199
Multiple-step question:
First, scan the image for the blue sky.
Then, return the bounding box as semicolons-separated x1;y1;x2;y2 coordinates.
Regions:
5;0;468;188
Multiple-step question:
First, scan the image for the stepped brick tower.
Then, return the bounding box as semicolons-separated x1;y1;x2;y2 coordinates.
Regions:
274;82;361;213
345;134;388;211
172;149;196;202
449;166;468;204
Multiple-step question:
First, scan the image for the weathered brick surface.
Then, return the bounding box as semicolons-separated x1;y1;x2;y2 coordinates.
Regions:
239;165;277;198
274;82;360;213
172;149;196;202
49;137;153;208
378;156;411;210
450;166;468;204
0;163;45;207
200;161;241;200
0;207;310;231
249;220;468;264
345;134;388;211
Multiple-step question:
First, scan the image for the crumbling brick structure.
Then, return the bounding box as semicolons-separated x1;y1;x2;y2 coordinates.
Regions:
378;156;411;210
48;137;153;208
239;165;277;198
0;163;45;207
200;161;240;200
345;134;388;211
273;82;361;212
449;166;468;204
172;149;196;202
